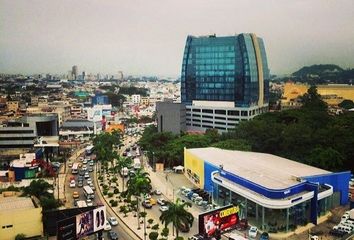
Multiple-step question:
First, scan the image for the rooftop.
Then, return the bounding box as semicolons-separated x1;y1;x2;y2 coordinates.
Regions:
0;196;35;211
187;147;330;190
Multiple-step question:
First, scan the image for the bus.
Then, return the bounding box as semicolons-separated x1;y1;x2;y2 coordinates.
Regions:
71;163;79;174
85;145;94;155
83;185;95;199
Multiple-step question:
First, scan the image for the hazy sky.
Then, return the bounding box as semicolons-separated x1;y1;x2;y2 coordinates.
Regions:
1;0;354;77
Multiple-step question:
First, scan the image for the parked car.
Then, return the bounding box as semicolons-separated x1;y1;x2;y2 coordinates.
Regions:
108;231;118;240
157;198;166;205
78;181;83;187
159;206;169;212
87;179;92;185
155;189;162;195
142;200;152;209
260;232;269;240
248;226;258;238
108;217;118;226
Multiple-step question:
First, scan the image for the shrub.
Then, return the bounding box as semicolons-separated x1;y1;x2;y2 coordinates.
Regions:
147;218;154;225
111;177;118;182
119;206;126;213
103;190;108;195
108;192;114;198
109;199;114;204
151;224;159;230
114;188;119;194
174;237;184;240
161;227;169;237
149;231;159;240
111;201;118;207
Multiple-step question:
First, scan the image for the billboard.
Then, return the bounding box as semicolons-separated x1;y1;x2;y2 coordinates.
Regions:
57;206;106;240
198;205;239;237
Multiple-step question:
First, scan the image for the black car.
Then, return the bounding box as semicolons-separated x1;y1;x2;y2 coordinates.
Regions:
108;231;118;240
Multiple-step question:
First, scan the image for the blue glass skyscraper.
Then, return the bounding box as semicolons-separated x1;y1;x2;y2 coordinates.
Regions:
180;33;270;132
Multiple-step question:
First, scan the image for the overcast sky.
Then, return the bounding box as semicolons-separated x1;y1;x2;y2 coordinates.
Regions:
1;0;354;77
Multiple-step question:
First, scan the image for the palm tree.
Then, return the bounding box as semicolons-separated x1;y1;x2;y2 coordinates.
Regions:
160;198;194;237
125;169;152;230
115;156;132;192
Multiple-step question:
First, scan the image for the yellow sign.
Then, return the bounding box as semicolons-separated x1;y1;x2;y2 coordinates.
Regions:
219;206;239;218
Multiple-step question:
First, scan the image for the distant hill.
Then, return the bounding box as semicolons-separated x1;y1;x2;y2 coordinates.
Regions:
290;64;353;84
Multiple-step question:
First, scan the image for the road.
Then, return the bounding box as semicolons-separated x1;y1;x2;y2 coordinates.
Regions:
64;148;136;240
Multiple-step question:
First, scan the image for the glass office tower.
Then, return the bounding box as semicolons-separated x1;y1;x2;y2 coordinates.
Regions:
181;34;270;132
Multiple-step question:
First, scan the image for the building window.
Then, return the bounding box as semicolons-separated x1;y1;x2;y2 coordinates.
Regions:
203;115;213;119
160;115;163;132
192;109;201;112
241;111;248;116
202;109;213;114
228;110;240;116
192;114;201;117
215;116;226;120
215;110;226;115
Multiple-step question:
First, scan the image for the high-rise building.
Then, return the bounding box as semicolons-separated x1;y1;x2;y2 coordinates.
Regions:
72;65;78;80
181;33;270;132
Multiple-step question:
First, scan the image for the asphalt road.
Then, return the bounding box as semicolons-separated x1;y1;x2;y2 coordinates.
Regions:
64;151;134;240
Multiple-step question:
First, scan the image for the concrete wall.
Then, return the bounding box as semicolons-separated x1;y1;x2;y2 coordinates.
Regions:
156;101;186;134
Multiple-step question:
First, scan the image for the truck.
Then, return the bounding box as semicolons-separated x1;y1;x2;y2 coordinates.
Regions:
133;158;141;170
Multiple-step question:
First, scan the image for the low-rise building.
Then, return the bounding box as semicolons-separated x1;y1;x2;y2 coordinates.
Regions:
0;194;43;240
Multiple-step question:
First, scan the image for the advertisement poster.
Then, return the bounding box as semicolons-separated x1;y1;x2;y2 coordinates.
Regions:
93;205;107;232
76;210;94;238
199;205;239;237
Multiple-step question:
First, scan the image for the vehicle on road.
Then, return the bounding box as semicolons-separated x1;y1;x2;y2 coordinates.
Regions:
82;166;87;171
77;181;83;187
159;206;169;212
86;199;93;206
68;163;73;168
89;183;96;191
85;145;94;155
83;185;94;199
142;200;152;209
108;217;118;226
108;231;118;240
87;179;92;185
84;172;90;178
88;167;93;172
72;163;79;174
104;221;112;231
157;198;166;205
76;200;87;207
155;189;162;195
248;226;258;238
260;232;269;240
69;180;76;188
89;161;94;166
72;191;79;199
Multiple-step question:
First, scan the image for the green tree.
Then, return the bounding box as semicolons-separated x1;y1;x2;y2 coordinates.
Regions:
125;169;152;229
300;85;328;111
149;231;159;240
159;198;194;237
306;147;344;171
115;156;132;192
15;234;26;240
339;99;354;110
22;179;52;199
211;139;251;151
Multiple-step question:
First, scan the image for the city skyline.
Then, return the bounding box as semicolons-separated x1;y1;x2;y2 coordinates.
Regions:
1;0;354;76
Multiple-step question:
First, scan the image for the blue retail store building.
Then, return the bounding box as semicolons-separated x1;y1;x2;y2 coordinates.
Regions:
184;147;350;233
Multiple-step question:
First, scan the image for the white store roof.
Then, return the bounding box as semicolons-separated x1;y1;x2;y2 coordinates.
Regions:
187;147;331;190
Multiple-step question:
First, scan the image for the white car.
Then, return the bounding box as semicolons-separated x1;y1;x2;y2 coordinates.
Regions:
104;220;112;231
86;199;93;206
248;226;258;238
108;216;118;226
87;179;92;185
157;198;166;205
155;189;162;195
69;180;76;188
159;206;169;212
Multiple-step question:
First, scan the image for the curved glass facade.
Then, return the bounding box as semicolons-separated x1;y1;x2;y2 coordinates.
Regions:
181;34;270;107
